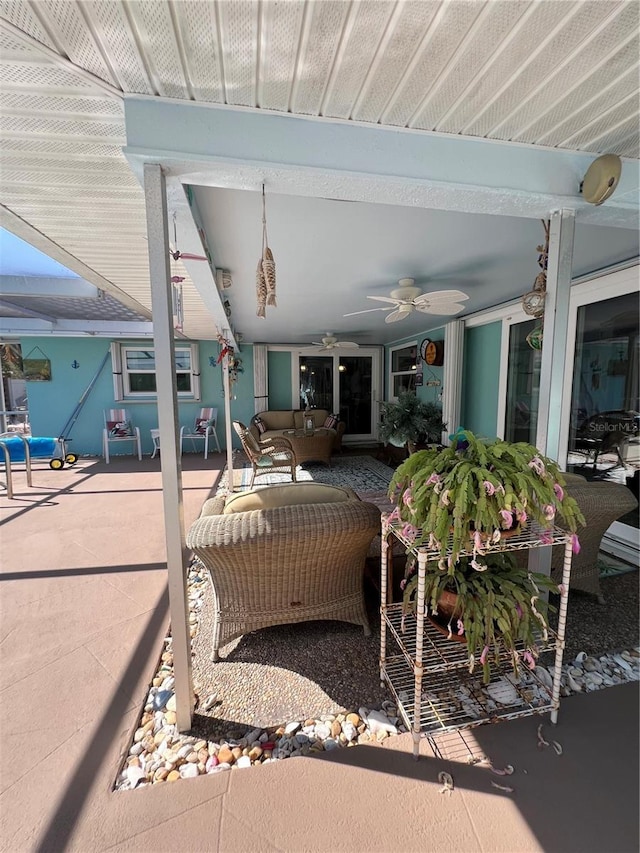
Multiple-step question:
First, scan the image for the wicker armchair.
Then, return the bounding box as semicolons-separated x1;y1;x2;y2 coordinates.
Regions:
186;485;381;660
232;421;297;487
515;474;638;602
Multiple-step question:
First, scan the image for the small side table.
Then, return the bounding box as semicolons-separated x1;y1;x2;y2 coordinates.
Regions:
150;428;161;459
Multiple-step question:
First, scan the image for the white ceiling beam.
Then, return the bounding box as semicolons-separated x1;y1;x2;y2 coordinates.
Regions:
123;98;640;229
0;317;154;336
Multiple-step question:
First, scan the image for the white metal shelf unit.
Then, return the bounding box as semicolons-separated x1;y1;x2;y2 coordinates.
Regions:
379;518;573;760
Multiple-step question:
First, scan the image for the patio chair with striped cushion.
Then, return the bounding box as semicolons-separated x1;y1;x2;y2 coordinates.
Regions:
102;408;142;464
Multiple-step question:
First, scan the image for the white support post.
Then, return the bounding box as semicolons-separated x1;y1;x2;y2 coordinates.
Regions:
222;348;234;490
442;319;465;445
530;209;575;579
143;163;193;731
535;210;575;459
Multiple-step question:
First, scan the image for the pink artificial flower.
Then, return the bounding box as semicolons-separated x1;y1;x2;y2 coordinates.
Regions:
479;645;490;665
571;534;581;554
441;489;451;506
500;509;514;527
557;583;567;596
495;483;506;496
528;456;546;476
426;473;441;485
438;558;448;572
543;504;556;521
457;619;465;636
553;483;564;501
387;506;400;523
522;650;536;670
515;603;523;619
402;488;414;508
483;480;496;496
491;529;502;544
399;578;407;591
540;530;554;545
471;558;487;572
473;530;485;553
516;509;528;525
401;523;418;541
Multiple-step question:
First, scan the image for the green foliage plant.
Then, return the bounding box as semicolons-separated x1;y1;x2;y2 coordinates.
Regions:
389;429;586;683
378;391;447;454
388;429;585;566
401;551;560;683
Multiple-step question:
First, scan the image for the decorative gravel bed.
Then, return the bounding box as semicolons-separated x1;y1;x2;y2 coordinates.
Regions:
114;559;639;791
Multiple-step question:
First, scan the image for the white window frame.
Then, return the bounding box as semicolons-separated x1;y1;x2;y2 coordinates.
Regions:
388;341;418;401
111;342;201;401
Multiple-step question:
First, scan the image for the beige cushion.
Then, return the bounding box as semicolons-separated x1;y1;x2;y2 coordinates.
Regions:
223;482;358;514
259;411;296;431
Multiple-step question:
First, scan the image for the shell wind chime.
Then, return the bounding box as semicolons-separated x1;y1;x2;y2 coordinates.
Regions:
256;184;277;317
522;219;550;350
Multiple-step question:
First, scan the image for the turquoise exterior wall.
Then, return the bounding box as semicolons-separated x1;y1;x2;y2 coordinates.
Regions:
461;322;501;439
20;337;255;456
268;351;292;409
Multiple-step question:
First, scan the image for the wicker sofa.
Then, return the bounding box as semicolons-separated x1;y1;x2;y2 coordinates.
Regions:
187;482;381;660
249;409;346;454
515;473;638;602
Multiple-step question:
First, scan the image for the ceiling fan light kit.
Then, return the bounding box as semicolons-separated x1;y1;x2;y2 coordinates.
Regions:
307;333;360;352
344;277;469;324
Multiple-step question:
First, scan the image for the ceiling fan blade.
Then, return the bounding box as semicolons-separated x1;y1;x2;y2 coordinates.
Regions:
385;307;412;323
343;307;391;317
413;289;469;304
415;302;466;315
366;295;400;304
338;341;360;348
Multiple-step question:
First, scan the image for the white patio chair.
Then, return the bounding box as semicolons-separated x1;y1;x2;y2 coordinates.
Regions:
180;407;221;459
103;408;142;464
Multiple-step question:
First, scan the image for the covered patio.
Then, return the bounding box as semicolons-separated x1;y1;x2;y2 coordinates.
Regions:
0;453;638;851
0;2;639;848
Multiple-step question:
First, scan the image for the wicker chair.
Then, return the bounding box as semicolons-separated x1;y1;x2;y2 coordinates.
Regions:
515;474;638;602
186;485;381;660
232;420;297;487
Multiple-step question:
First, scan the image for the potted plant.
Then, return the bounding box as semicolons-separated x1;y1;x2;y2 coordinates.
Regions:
388;429;585;565
400;551;560;683
379;391;447;455
387;429;586;682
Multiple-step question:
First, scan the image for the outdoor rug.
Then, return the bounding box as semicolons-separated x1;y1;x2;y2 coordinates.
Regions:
216;453;394;495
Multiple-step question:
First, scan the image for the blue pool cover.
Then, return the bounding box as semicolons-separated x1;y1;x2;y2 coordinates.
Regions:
0;436;60;462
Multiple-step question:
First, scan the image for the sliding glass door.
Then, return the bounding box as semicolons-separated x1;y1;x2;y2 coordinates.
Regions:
295;348;381;443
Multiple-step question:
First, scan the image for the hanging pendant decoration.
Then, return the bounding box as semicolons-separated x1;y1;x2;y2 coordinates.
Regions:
522;219;550;319
256;183;276;317
523;219;550;350
256;257;267;318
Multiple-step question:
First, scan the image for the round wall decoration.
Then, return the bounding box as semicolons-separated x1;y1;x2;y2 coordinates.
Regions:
421;339;444;366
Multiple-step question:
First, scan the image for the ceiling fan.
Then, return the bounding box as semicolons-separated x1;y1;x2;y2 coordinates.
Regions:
305;333;360;352
344;278;469;324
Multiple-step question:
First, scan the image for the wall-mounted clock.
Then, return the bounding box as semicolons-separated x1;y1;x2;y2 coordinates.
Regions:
421;338;444;366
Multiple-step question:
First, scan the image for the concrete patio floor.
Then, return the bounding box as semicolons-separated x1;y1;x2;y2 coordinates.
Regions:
1;453;638;853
